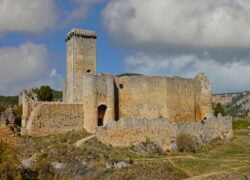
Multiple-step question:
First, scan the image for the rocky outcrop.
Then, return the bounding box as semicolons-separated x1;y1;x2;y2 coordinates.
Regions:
213;91;250;117
97;115;233;152
0;108;15;127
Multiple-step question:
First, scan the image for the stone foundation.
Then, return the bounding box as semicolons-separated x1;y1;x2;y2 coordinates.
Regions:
97;115;233;151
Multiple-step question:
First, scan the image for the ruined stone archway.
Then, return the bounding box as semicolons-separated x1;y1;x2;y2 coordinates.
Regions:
98;105;107;126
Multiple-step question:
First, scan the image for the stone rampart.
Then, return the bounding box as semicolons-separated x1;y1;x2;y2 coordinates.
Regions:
22;102;83;136
97;115;232;151
114;73;212;122
21;90;84;136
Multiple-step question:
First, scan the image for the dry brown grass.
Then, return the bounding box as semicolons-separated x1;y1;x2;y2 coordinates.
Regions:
0;142;22;180
11;129;250;179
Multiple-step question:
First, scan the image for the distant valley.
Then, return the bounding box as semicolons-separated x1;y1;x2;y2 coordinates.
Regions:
213;91;250;117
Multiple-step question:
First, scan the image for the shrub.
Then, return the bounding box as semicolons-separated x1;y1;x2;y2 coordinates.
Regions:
33;86;53;102
0;104;7;115
213;103;226;117
0;142;22;179
176;134;196;153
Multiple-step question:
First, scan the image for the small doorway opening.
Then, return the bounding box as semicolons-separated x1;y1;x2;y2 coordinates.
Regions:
98;105;107;126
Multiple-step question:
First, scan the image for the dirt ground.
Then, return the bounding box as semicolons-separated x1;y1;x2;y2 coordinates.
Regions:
11;128;250;179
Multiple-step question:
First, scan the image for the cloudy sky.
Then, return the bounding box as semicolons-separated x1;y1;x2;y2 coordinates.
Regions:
0;0;250;95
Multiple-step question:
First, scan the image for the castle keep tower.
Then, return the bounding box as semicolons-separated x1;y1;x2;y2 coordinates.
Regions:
64;29;97;103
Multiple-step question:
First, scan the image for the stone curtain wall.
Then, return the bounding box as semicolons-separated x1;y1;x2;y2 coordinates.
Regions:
114;73;212;122
97;115;233;151
22;103;83;136
21;90;84;136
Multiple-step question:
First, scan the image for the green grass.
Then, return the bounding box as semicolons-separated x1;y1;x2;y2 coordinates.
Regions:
233;120;250;130
175;159;227;176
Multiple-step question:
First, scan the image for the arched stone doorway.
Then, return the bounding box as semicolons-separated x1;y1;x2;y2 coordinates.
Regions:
98;105;107;126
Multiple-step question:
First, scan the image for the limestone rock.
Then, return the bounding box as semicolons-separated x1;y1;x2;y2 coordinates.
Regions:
113;161;129;169
106;161;129;169
51;159;97;177
22;154;38;169
0;108;15;126
51;162;66;170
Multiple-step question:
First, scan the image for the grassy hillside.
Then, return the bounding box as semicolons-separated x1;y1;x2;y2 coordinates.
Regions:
225;93;250;118
0;89;62;106
8;126;249;179
0;95;18;106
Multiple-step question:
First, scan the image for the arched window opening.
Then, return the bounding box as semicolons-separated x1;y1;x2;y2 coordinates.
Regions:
98;105;107;126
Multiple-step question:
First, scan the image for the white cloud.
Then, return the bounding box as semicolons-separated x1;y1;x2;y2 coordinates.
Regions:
0;42;61;95
103;0;250;48
64;0;106;25
0;0;58;34
103;0;250;93
125;53;250;93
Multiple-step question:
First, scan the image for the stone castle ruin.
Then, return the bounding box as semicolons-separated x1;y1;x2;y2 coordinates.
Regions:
21;29;232;151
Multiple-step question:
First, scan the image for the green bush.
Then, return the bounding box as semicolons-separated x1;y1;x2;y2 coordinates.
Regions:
213;103;226;117
176;134;196;153
32;86;62;102
33;86;53;102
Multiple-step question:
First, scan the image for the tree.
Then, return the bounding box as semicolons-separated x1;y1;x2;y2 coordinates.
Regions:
213;103;226;117
33;86;53;102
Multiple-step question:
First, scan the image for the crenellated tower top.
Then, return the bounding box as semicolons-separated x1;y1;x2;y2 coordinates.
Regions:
65;29;97;42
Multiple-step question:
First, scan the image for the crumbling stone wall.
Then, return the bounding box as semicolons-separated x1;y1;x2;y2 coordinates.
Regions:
22;90;39;128
21;90;84;136
23;103;83;136
0;108;16;127
114;72;212;122
97;115;232;151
